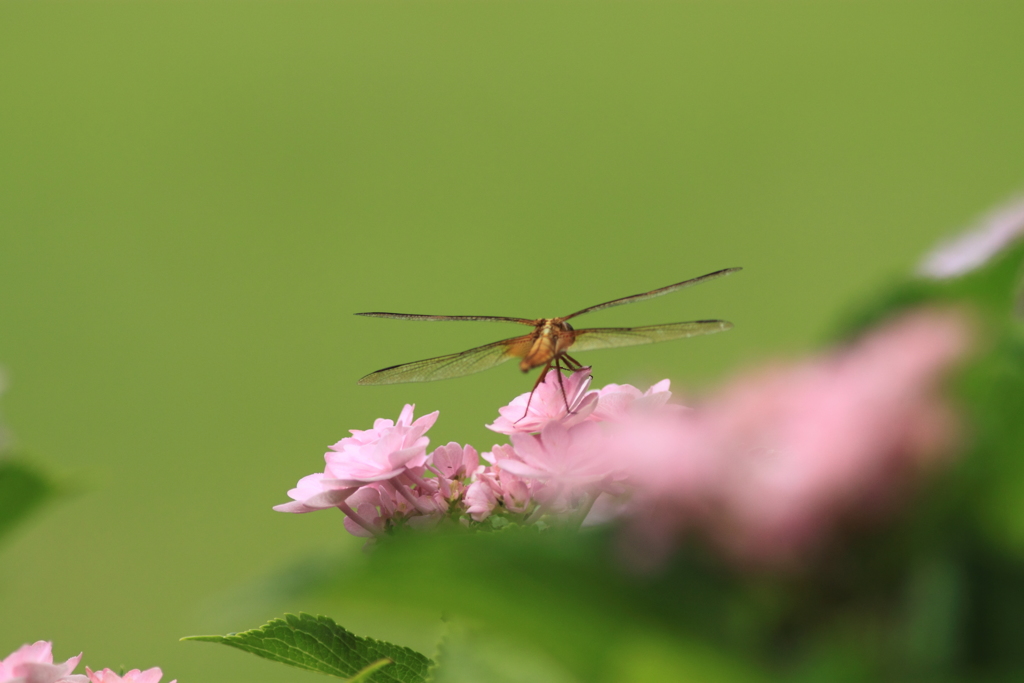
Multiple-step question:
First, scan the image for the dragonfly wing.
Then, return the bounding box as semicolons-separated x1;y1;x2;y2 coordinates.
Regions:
563;268;741;320
356;312;536;325
357;335;535;385
569;321;733;353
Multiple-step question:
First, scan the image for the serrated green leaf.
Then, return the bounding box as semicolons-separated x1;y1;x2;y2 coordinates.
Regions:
184;613;432;682
0;457;54;546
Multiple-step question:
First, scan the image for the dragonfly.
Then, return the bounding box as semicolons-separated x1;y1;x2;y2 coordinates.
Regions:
356;268;741;410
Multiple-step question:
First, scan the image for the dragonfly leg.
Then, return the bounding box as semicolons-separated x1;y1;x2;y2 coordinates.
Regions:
562;354;584;372
517;361;552;424
554;356;573;414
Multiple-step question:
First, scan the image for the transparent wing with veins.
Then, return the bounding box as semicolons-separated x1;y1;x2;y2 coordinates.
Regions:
356;335;535;385
355;312;536;325
570;321;733;352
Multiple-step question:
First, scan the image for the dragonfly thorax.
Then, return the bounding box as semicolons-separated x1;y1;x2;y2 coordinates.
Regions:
519;319;577;372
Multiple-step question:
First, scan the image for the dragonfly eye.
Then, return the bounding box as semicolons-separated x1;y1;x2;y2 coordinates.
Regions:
564;322;574;331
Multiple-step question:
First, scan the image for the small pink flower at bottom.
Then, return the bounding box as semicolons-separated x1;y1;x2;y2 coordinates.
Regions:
85;668;174;683
0;642;86;683
487;368;597;435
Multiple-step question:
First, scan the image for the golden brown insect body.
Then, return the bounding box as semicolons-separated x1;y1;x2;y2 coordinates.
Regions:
519;319;577;372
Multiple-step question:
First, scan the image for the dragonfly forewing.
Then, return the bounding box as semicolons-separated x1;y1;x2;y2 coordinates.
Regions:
569;321;733;353
563;267;741;320
357;335;535;385
356;312;536;325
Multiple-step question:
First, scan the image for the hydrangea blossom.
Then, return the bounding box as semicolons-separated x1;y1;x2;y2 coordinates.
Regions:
274;404;441;533
0;642;86;683
487;368;597;435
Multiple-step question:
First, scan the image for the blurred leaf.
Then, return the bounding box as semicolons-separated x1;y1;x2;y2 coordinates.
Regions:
427;622;579;683
296;528;775;683
184;613;433;682
608;635;765;683
0;457;54;546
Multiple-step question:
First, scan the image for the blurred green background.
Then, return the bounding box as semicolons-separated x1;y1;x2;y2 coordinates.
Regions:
1;1;1023;681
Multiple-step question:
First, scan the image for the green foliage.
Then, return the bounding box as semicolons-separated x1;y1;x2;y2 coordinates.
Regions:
0;457;54;546
184;613;433;682
427;623;578;683
833;240;1024;340
291;529;771;682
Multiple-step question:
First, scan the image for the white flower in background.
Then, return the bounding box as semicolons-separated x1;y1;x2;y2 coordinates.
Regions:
918;195;1024;278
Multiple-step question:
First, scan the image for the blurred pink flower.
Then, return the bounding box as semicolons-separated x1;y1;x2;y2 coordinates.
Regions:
0;642;86;683
487;368;597;435
618;308;973;569
85;668;174;683
274;404;438;515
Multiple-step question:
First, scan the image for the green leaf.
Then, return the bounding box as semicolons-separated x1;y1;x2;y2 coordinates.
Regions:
0;457;54;546
184;613;433;682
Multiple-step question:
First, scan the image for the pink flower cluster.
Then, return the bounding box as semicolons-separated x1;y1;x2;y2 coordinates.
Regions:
278;308;972;568
274;404;475;536
0;643;173;683
276;367;666;535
